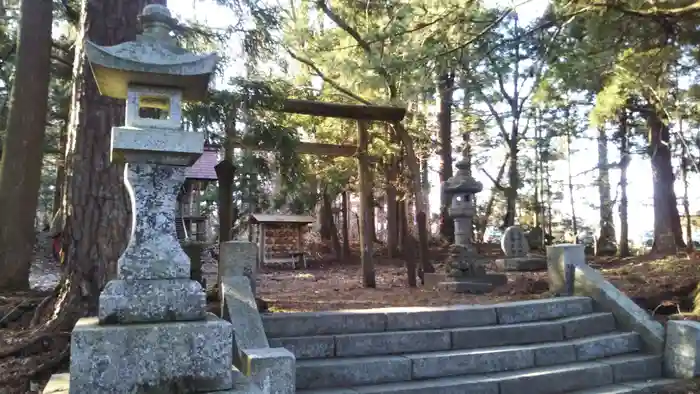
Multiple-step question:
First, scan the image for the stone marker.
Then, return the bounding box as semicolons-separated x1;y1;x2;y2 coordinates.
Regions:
424;132;507;293
664;320;700;378
42;6;260;393
494;225;547;272
501;226;529;257
220;240;258;294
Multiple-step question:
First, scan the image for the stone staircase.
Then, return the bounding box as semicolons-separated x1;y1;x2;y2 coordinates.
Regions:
262;297;677;394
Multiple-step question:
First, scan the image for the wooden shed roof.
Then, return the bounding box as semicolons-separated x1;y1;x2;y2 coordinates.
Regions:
250;213;315;224
185;146;219;181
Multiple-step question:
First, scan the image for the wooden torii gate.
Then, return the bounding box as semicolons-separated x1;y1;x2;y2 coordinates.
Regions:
236;98;407;288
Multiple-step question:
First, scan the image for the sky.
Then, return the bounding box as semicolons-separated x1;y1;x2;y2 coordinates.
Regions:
168;0;699;242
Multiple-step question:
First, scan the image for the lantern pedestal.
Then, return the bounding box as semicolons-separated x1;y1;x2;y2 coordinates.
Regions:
42;4;264;394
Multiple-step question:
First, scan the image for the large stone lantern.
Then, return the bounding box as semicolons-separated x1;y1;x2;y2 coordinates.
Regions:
41;5;251;394
424;133;507;293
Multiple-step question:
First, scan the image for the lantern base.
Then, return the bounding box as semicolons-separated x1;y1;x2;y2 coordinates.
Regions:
98;278;206;324
111;126;203;166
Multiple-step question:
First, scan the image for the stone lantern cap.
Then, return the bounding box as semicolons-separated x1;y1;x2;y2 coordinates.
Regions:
85;4;218;102
444;159;483;195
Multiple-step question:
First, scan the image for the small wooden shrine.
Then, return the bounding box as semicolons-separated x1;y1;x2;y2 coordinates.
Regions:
250;213;315;268
176;145;219;241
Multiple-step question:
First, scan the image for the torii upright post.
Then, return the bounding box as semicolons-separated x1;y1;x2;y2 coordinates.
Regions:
357;120;375;288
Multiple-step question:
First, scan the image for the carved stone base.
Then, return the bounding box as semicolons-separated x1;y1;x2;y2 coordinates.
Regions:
68;314;234;394
494;256;547;272
98;279;206;324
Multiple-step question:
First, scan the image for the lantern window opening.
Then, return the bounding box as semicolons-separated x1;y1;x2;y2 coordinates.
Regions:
138;94;172;121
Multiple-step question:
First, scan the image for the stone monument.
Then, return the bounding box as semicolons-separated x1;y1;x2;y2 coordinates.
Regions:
424;134;507;293
494;225;547;271
42;5;261;393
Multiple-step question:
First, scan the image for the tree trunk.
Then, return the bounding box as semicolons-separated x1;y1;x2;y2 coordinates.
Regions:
596;126;617;255
0;0;53;291
566;124;578;236
319;186;334;241
392;122;433;276
385;157;399;257
341;190;350;257
438;72;454;241
682;147;693;251
53;123;69;217
477;155;508;242
503;127;518;229
54;0;161;318
618;110;631;257
646;109;685;252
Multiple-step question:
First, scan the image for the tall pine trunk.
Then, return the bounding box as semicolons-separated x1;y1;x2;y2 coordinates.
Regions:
617;110;631;257
51;0;162;322
0;0;53;291
438;72;454;241
596;126;617;255
645;108;685;252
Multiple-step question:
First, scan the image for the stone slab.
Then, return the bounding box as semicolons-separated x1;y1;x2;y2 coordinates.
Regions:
495;296;592;324
496;362;613;394
561;312;617;339
270;335;335;359
98;278;206;323
533;342;575;366
436;280;495;293
568;379;679;394
451;319;563;349
241;347;296;394
572;332;641;361
351;376;499;394
220;241;258;294
383;304;497;330
424;273;508;290
335;329;451;357
112;126;203;166
494;256;547;271
263;310;387;338
407;347;535;379
664;320;700;378
547;244;665;354
69;314;233;394
296;356;411;389
598;354;662;383
221;276;269;362
117;163;192;280
43;369;265;394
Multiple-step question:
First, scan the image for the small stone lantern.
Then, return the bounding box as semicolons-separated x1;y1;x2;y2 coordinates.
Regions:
53;5;244;393
444;152;482;248
429;133;507;292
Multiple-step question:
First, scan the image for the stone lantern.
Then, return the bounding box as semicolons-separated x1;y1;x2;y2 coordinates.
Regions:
423;133;507;293
42;5;255;393
444;157;482;248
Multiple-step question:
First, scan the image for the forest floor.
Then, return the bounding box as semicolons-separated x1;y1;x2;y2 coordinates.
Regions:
2;237;700;393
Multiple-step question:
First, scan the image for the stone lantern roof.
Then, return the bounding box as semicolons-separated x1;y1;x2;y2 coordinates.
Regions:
84;4;218;101
444;158;483;195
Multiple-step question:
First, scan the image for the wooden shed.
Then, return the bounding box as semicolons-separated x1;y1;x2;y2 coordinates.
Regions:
176;145;219;241
250;213;315;268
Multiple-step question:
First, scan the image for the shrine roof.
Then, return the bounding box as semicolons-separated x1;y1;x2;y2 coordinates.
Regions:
250;214;316;225
185;146;218;181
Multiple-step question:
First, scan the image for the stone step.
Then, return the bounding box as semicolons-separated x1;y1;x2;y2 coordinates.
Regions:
296;358;665;394
270;312;616;360
42;369;264;394
566;379;679;393
263;297;593;338
295;332;642;389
